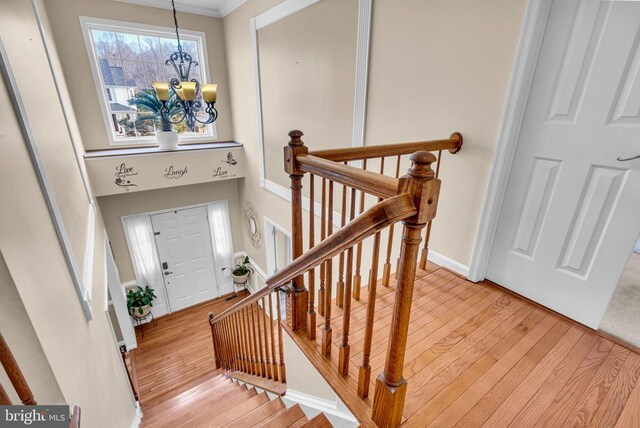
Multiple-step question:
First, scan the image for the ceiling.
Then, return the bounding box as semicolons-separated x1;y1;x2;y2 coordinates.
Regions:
114;0;248;18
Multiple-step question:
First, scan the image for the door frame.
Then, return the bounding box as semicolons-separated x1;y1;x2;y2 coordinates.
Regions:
468;0;553;282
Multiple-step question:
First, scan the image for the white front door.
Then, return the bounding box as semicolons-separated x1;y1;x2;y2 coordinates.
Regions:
152;206;218;312
487;0;640;329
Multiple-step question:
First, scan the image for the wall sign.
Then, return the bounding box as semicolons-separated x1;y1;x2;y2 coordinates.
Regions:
85;145;245;196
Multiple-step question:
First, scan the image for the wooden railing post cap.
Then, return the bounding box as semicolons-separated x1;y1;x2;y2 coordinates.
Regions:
208;312;214;324
284;130;308;175
408;151;437;179
288;129;304;146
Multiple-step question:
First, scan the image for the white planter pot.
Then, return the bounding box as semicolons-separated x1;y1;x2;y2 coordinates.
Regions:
233;272;249;284
156;130;179;150
132;304;151;318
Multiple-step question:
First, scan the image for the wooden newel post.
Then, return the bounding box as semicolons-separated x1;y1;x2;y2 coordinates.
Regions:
372;151;441;427
284;130;309;331
208;313;221;369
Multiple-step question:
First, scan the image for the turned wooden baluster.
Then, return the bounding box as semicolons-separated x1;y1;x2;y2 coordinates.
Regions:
268;295;279;381
321;180;334;358
307;174;317;340
0;382;10;405
261;297;273;379
254;303;266;377
209;314;221;369
249;306;260;376
276;289;286;383
284;130;309;331
318;178;327;317
382;155;402;286
234;312;245;373
243;307;256;376
336;180;347;308
357;158;386;399
353;160;367;301
419;150;442;270
372;152;440;427
233;312;244;372
338;187;357;377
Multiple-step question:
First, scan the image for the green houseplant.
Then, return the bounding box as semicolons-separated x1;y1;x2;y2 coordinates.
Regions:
126;285;157;318
128;89;182;149
232;256;253;284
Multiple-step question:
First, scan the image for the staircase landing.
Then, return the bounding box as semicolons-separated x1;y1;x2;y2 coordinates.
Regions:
288;263;640;427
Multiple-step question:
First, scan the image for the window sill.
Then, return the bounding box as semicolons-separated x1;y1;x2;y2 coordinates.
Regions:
84;141;242;159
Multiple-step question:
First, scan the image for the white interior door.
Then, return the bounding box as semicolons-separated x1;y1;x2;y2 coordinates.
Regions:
152;206;218;312
487;0;640;329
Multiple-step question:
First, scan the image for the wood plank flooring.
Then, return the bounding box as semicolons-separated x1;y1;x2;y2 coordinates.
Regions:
132;291;249;408
287;263;640;427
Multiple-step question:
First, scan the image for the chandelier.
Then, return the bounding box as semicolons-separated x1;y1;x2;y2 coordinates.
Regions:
152;0;218;132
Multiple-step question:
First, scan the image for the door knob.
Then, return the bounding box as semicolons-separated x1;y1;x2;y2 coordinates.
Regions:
164;271;173;275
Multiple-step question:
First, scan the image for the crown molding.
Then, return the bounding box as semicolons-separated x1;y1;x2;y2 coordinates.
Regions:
113;0;221;18
218;0;249;17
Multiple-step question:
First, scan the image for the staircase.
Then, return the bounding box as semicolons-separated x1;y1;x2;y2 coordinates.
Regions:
208;130;463;427
141;369;332;427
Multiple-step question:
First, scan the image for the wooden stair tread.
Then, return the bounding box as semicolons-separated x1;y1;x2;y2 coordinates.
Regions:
143;370;227;408
302;413;332;427
143;377;235;422
143;380;244;426
224;397;286;428
152;385;257;428
197;391;271;427
257;404;307;428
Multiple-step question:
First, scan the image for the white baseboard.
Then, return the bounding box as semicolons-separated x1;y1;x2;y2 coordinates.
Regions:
130;401;142;428
427;249;470;278
283;389;358;426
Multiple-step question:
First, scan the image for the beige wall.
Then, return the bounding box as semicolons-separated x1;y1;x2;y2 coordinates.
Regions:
259;0;358;188
43;0;234;151
0;1;138;426
0;252;65;406
224;0;526;269
99;180;244;282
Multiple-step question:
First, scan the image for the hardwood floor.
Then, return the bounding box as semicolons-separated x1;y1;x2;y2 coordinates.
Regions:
287;263;640;427
132;291;249;408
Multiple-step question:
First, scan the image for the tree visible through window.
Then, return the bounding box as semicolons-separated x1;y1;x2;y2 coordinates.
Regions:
84;20;213;144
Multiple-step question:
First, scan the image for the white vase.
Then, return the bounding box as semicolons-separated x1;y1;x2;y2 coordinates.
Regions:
156;130;179;150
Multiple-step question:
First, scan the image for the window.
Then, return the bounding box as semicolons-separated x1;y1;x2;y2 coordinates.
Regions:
80;17;216;145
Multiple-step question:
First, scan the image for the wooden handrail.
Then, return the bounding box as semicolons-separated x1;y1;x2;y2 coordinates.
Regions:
309;132;463;162
297;155;399;199
0;332;36;405
210;192;416;324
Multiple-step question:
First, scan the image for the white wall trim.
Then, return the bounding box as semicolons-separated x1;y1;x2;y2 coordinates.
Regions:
284;389;359;425
0;35;93;320
114;0;222;17
83;203;97;306
467;0;553;282
251;0;372;196
427;250;469;278
130;401;143;428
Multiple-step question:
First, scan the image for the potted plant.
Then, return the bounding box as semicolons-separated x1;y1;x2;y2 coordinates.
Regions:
128;89;181;150
126;285;157;318
232;256;254;284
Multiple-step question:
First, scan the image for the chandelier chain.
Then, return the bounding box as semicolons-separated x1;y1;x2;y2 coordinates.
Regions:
171;0;183;55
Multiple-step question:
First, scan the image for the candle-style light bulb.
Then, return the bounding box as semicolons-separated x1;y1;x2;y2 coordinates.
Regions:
152;82;170;101
202;84;218;103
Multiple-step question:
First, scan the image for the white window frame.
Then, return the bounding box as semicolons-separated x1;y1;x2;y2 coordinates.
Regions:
79;16;217;146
